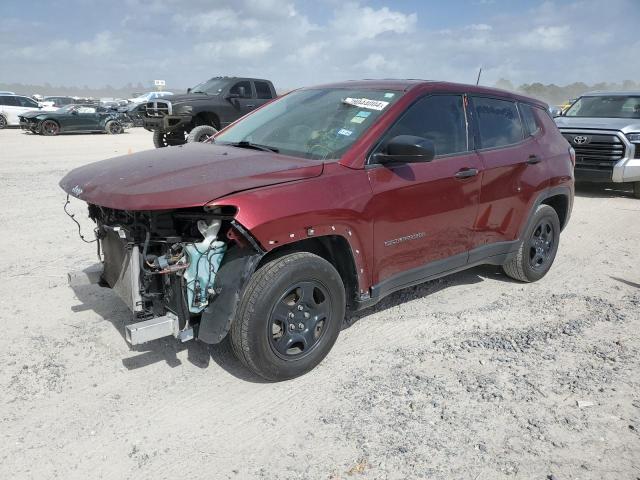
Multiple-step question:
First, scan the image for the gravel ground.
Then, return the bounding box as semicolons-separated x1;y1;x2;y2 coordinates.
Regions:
0;128;638;480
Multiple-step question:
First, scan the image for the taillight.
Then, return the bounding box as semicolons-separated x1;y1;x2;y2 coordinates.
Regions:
568;146;576;167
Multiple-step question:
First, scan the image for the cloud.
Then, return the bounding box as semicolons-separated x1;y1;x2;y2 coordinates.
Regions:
332;3;417;40
0;0;638;90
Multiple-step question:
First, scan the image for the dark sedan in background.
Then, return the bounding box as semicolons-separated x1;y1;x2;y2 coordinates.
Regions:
19;104;129;135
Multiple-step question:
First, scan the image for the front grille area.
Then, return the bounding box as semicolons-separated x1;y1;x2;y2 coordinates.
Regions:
561;132;625;171
146;100;171;117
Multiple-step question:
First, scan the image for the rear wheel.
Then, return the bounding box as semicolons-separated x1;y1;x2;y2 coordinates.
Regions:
502;204;560;282
0;115;6;129
187;125;217;143
105;120;124;134
152;129;186;148
41;120;60;136
230;252;345;381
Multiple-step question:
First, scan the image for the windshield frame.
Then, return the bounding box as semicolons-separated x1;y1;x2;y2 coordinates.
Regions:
565;95;640;119
214;87;404;161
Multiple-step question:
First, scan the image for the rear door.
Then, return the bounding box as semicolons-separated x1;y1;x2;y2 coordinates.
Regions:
368;94;483;285
469;97;548;246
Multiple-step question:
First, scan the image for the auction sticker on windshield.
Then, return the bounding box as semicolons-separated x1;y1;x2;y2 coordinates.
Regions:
342;97;390;111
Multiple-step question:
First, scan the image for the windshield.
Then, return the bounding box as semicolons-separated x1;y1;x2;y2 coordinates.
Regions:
190;78;228;95
215;88;402;160
565;95;640;118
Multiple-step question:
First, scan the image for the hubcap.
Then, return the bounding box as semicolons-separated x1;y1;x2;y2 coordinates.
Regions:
268;281;331;360
528;219;554;270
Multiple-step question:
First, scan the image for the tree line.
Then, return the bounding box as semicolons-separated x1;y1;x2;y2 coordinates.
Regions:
493;79;640;106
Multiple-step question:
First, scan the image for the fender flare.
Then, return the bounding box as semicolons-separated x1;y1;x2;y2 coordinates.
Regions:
518;185;573;242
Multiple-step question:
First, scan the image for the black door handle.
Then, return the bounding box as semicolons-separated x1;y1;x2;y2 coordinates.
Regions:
526;155;542;165
454;168;479;179
246;105;255;108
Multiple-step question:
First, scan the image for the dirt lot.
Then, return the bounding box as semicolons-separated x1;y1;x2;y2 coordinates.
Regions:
0;127;639;480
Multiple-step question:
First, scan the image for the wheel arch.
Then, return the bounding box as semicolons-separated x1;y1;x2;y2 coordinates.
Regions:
541;193;570;230
519;185;573;240
193;110;220;130
257;235;360;310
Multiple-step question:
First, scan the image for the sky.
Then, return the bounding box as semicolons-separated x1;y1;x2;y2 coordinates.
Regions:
1;0;639;91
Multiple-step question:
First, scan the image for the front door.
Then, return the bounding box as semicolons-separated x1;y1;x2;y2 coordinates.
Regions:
368;94;482;286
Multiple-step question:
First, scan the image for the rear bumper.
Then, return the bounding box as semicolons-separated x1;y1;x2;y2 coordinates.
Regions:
143;114;192;132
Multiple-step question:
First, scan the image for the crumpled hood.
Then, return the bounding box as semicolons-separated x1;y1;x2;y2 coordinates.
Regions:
18;110;49;119
59;143;323;211
555;116;640;134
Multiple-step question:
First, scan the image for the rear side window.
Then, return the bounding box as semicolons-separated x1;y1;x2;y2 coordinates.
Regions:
473;97;523;149
0;96;19;106
519;103;541;136
254;81;272;99
381;94;468;157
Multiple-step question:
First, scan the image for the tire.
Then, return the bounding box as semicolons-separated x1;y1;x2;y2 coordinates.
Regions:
105;120;123;134
502;204;561;282
230;252;346;381
187;125;217;143
0;115;6;129
153;129;186;148
633;182;640;199
41;120;60;136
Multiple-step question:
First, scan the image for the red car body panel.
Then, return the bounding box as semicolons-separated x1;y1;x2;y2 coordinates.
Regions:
60;79;573;300
59;143;323;211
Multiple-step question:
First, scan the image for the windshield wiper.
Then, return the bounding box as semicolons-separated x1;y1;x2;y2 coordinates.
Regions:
226;141;279;153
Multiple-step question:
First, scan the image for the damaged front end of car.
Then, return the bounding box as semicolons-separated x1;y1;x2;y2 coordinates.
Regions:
69;201;264;346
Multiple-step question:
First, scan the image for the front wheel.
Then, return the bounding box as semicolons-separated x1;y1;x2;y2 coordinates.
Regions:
105;120;124;134
152;129;186;148
502;204;560;282
230;252;346;381
41;120;60;136
187;125;217;143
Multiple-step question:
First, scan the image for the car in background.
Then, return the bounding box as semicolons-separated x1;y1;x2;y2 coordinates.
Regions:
44;96;76;108
119;102;146;127
19;104;128;135
0;94;57;128
555;91;640;198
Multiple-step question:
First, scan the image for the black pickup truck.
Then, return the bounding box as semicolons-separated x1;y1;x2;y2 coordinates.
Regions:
144;76;277;147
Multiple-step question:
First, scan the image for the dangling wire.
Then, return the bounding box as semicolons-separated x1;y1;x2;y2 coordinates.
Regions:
63;194;97;243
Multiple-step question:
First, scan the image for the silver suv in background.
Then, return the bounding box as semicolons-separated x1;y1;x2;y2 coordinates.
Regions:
555;92;640;198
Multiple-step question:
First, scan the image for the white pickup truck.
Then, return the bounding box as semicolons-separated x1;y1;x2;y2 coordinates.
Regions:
555;91;640;198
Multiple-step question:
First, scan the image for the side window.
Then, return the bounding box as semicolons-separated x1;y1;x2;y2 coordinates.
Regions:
17;96;38;108
381;95;468;157
1;96;19;106
473;97;524;149
254;81;272;100
0;96;7;106
519;103;541;136
230;81;252;98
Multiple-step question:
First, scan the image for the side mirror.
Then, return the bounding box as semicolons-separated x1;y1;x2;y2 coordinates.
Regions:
373;135;436;164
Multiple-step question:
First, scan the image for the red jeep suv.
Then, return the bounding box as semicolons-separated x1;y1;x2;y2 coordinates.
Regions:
60;80;574;380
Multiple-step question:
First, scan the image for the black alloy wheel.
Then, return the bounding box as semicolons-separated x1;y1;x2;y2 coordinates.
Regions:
528;219;555;271
269;281;331;360
502;204;561;282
